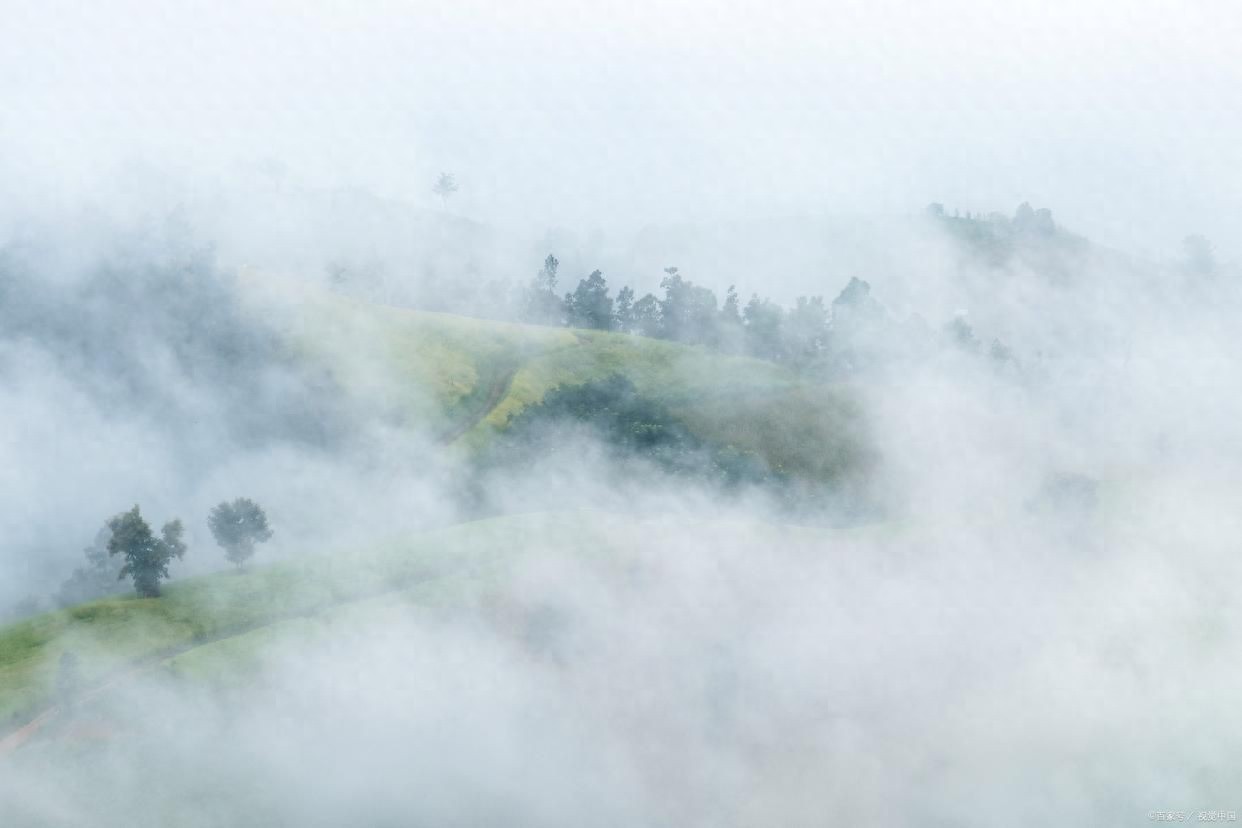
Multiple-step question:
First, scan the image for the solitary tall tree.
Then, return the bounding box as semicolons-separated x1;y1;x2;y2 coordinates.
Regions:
717;285;744;353
432;172;458;208
107;506;186;598
614;286;635;333
784;295;830;365
524;254;564;325
743;295;784;360
208;498;273;570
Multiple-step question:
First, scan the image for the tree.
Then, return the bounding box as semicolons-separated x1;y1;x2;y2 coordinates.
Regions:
717;285;744;353
208;498;274;570
107;506;186;598
524;254;564;325
564;270;614;330
830;277;884;340
614;286;635;333
720;285;741;326
657;268;719;345
742;294;784;360
631;293;661;337
831;276;874;312
989;337;1016;369
945;314;980;353
784;295;829;365
432;172;458;208
491;374;770;487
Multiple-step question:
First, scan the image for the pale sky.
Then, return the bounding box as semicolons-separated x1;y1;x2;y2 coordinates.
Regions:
1;0;1238;257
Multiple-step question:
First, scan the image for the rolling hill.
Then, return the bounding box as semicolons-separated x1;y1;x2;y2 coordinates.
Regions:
0;511;862;754
283;286;869;480
1;289;872;752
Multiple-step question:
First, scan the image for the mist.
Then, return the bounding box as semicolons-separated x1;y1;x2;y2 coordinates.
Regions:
2;0;1241;824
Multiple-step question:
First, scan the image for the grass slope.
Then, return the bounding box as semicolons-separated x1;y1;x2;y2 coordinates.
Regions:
0;513;665;731
291;290;866;478
1;292;871;732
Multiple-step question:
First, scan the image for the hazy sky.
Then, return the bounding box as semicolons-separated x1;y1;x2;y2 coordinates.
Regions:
2;0;1239;256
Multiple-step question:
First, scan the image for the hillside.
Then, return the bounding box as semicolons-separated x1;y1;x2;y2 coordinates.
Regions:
284;288;868;482
0;293;872;747
0;511;856;752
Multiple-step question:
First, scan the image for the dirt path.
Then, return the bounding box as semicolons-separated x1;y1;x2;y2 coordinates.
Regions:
435;365;518;445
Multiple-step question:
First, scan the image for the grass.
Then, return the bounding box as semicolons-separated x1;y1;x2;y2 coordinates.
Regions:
0;511;879;732
0;291;873;730
0;512;635;730
285;288;861;480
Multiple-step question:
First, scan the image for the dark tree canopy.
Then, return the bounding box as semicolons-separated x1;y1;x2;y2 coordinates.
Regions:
107;506;186;598
784;296;829;365
614;286;635;333
658;270;719;346
946;315;980;353
564;269;614;330
743;295;784;361
208;497;274;569
492;374;770;487
631;293;661;337
717;285;745;353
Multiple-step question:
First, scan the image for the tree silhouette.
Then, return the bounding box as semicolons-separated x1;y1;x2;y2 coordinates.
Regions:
564;270;614;330
208;497;274;570
614;286;635;333
107;506;186;598
432;172;458;208
524;254;564;325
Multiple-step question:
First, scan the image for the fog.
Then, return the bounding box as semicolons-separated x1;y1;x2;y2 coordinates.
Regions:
2;0;1241;824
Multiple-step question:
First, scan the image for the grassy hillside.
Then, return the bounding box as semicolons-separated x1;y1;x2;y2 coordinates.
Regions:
288;289;866;480
1;291;873;742
0;514;560;728
0;512;847;738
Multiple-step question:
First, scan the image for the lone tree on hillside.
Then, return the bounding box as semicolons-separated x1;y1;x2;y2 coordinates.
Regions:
432;172;458;209
107;506;187;598
208;497;273;570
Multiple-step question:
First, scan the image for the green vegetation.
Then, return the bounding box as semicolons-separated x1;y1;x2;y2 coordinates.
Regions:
484;374;775;487
2;286;876;737
208;498;274;570
0;513;610;730
292;288;862;486
107;506;186;598
1;512;867;734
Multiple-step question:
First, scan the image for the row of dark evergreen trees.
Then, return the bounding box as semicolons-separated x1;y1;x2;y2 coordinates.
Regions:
521;255;845;366
517;253;1024;378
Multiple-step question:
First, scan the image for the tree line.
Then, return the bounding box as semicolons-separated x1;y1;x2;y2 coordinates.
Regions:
521;255;848;367
517;253;1018;375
